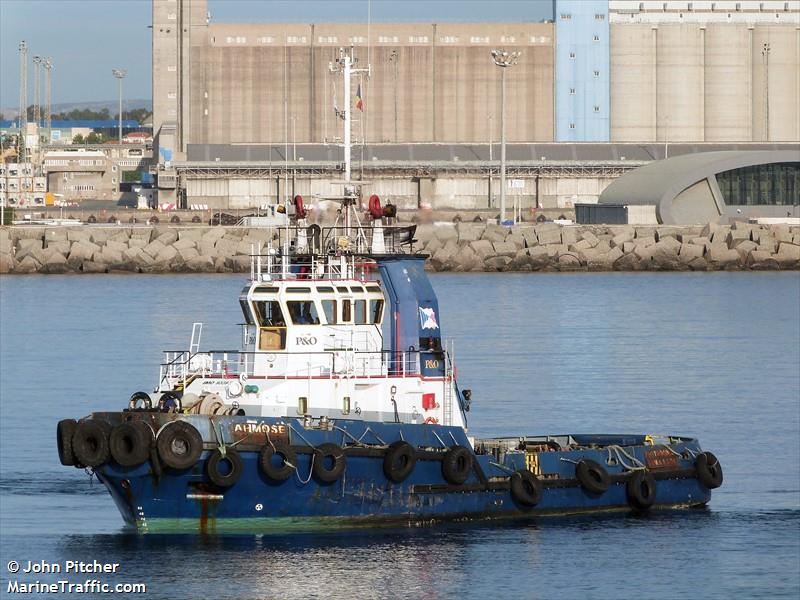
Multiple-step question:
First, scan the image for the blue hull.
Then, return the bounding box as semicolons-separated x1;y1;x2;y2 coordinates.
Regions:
88;415;714;534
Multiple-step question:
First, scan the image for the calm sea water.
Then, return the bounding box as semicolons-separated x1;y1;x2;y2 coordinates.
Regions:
1;272;798;600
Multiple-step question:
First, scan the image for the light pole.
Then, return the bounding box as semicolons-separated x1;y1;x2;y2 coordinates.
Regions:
762;42;770;141
112;68;127;145
491;49;520;224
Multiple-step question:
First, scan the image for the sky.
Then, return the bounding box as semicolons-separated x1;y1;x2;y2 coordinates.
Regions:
0;0;554;112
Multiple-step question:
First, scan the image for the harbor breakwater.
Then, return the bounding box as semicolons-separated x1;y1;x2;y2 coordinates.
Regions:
1;222;799;275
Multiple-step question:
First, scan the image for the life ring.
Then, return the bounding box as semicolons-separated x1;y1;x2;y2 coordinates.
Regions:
109;420;153;467
626;470;657;510
424;417;439;425
695;452;723;489
368;194;382;219
576;459;611;494
57;419;78;466
156;421;203;470
128;391;152;411
510;469;543;507
206;447;243;488
227;380;243;398
71;419;112;468
293;195;307;219
441;445;473;485
259;442;296;481
158;390;182;413
312;443;346;484
383;441;417;483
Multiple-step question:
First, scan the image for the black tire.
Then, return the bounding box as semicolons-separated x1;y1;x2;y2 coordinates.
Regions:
57;419;78;466
259;442;296;481
158;391;182;413
383;441;417;483
312;443;346;484
128;391;152;411
108;215;117;223
441;446;473;485
170;215;181;224
72;420;112;468
192;215;201;223
156;421;203;470
87;215;97;224
576;459;611;494
695;452;723;489
510;470;543;508
626;470;657;510
206;447;243;488
109;421;153;467
148;216;159;224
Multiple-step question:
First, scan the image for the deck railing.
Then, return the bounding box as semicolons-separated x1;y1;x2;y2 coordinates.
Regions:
158;347;448;391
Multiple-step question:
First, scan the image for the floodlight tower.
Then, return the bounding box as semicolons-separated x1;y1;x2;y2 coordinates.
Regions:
18;41;28;161
112;68;127;145
491;48;521;225
33;56;42;131
44;58;53;143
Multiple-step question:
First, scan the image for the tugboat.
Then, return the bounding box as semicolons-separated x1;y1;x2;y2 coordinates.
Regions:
55;50;723;534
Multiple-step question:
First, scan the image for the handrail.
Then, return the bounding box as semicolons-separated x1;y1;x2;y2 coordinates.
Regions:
157;347;439;386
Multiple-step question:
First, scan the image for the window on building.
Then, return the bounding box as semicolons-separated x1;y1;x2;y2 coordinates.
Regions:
715;162;800;206
594;105;600;112
560;13;572;20
569;88;576;95
593;35;600;42
595;14;605;20
594;70;600;77
569;123;576;130
569;52;576;59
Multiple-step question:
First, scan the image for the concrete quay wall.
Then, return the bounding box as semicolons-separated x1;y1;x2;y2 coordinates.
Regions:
1;223;799;275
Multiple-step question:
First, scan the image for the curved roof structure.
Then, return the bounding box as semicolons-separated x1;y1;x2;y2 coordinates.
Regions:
598;150;800;224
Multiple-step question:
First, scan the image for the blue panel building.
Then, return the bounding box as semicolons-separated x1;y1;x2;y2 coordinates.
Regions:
555;0;610;142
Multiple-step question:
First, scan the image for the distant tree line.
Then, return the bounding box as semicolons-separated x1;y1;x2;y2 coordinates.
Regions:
20;105;151;123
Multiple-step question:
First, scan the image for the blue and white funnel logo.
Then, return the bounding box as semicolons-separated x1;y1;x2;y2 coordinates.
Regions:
419;307;439;330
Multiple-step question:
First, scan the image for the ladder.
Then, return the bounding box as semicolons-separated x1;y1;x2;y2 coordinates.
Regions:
442;340;454;426
189;322;203;355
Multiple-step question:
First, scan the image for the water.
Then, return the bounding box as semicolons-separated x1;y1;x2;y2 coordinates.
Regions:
1;272;798;599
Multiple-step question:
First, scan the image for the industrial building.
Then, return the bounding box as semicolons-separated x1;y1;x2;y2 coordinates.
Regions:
599;150;799;223
149;0;799;217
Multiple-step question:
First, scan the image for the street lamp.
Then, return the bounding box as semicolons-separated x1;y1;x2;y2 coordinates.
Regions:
761;42;770;141
491;49;520;224
112;68;127;145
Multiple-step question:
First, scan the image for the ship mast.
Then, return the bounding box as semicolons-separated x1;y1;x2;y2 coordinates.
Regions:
330;47;370;235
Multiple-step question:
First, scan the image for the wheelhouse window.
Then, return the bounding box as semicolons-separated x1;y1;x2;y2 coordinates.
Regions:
287;301;321;325
371;299;384;324
321;300;337;324
239;299;255;325
253;300;286;327
354;300;367;324
341;299;352;323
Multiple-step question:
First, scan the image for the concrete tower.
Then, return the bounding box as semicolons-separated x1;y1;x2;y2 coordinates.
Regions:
152;0;208;160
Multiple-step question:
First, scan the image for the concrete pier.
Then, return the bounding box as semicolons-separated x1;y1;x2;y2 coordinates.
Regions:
1;222;798;275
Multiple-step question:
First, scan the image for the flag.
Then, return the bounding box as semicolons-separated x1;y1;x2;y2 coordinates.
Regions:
355;84;364;111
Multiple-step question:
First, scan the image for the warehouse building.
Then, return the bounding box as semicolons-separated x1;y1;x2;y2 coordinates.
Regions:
150;0;798;212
